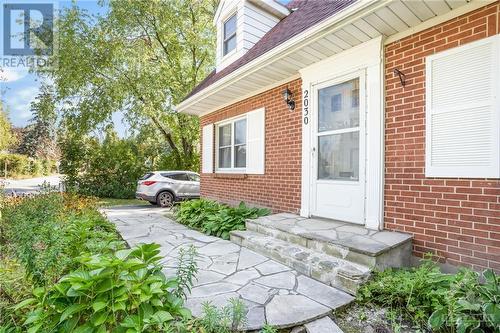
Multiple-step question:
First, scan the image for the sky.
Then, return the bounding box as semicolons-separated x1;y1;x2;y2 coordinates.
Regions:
0;0;130;135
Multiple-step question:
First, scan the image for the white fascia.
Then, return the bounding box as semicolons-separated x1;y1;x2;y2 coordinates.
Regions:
176;0;392;114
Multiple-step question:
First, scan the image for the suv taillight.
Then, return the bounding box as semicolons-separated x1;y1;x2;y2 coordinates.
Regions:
142;181;157;186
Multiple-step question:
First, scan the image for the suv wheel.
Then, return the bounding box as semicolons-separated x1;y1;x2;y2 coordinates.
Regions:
157;191;174;208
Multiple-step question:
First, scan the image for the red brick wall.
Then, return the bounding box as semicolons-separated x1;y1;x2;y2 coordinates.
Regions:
199;79;302;213
384;3;500;272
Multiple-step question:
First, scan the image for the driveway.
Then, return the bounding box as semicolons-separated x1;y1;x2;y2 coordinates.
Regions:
2;175;62;196
103;205;353;330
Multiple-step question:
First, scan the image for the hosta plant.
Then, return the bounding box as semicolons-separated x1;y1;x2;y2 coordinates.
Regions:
428;269;500;333
176;199;270;239
16;243;192;333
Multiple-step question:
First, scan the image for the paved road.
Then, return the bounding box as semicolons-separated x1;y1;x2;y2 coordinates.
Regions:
103;206;353;330
1;175;62;196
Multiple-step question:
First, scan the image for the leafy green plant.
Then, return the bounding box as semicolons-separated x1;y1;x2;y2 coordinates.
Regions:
260;324;278;333
428;269;500;333
174;245;199;300
16;243;192;333
358;259;500;333
175;199;269;239
199;298;247;333
2;193;119;284
0;258;33;330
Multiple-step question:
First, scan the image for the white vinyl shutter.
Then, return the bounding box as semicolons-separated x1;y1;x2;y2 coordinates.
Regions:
202;124;214;174
425;35;500;178
246;107;265;174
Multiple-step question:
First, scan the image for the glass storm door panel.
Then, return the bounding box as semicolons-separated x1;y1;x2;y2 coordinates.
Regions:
312;75;365;224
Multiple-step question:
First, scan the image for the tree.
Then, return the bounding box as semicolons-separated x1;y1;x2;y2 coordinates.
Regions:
0;101;16;151
16;86;60;160
41;0;217;170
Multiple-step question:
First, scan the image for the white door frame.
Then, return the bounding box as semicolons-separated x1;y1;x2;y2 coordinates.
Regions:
300;36;385;230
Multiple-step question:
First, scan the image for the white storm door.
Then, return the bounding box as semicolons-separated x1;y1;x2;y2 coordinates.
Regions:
311;72;366;224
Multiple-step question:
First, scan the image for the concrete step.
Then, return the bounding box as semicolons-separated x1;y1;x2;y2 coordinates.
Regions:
246;214;413;269
230;230;370;295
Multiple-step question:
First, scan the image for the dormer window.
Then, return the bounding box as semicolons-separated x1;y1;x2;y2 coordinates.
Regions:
223;14;237;56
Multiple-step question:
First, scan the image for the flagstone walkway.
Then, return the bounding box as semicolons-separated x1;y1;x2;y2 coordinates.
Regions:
103;206;354;330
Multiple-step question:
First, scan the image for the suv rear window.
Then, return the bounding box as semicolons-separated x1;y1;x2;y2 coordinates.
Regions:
140;173;154;180
162;173;189;181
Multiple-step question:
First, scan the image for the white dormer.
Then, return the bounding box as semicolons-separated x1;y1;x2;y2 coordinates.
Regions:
214;0;290;72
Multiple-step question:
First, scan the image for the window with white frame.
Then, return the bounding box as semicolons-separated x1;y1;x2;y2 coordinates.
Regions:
425;35;499;178
223;14;237;56
217;117;247;170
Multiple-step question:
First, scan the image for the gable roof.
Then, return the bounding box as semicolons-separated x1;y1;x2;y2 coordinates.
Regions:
184;0;356;101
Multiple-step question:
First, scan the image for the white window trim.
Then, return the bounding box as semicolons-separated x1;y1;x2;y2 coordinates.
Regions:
425;34;500;178
215;115;247;173
221;12;237;59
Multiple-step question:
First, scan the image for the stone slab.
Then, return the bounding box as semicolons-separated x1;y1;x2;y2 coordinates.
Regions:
304;317;344;333
103;206;354;330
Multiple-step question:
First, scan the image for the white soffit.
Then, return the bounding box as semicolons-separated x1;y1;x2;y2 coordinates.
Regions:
178;0;494;116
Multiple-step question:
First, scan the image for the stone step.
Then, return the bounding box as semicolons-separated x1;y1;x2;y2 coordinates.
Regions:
246;214;413;269
304;316;344;333
230;230;370;295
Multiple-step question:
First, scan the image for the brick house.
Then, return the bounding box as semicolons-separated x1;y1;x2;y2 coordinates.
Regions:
176;0;500;273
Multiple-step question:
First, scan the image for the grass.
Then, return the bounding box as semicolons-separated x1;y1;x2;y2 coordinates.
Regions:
96;197;151;207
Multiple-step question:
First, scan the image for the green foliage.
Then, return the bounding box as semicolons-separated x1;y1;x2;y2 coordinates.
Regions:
16;243;192;333
260;324;278;333
40;0;217;170
16;86;60;161
0;153;56;178
199;298;247;333
176;199;270;240
60;130;149;199
358;260;500;333
0;258;33;330
0;105;16;151
174;245;198;300
428;269;500;333
2;193;118;284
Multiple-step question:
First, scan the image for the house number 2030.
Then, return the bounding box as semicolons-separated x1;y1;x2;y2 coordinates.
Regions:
303;89;309;125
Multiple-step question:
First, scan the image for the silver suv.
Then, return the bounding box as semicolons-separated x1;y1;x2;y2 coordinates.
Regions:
136;171;200;207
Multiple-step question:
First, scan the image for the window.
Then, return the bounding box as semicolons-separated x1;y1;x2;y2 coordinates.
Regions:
223;14;237;56
425;35;499;178
163;173;189;181
140;173;154;180
217;117;247;170
188;173;200;182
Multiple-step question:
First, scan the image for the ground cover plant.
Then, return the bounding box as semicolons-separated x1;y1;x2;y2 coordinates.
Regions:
0;192;195;332
356;259;500;333
175;199;270;239
0;192;278;333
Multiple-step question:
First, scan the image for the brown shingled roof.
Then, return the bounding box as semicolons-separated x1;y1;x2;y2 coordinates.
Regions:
184;0;356;101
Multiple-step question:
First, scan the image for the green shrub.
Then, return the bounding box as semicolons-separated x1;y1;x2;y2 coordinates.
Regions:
2;193;118;285
358;260;500;333
176;199;270;239
0;153;56;178
0;258;33;330
16;243;193;333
